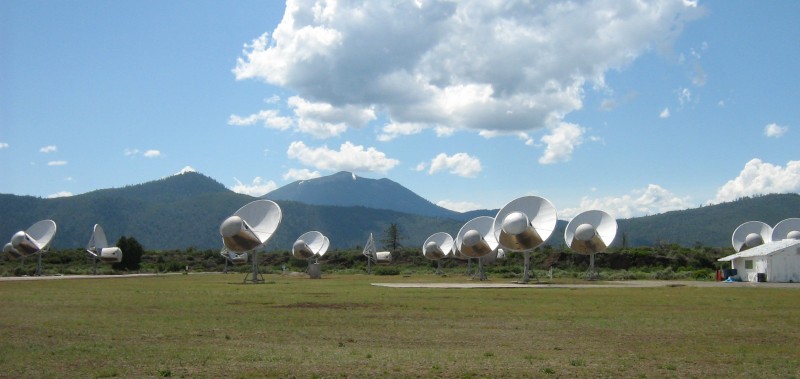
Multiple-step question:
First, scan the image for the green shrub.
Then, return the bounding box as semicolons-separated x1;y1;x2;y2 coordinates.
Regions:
374;267;400;276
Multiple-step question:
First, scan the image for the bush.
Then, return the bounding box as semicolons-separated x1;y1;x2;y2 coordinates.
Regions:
374;267;400;276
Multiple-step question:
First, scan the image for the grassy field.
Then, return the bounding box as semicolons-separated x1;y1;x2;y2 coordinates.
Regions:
1;273;798;378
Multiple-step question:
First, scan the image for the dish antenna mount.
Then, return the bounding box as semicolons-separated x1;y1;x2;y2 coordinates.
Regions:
565;210;617;280
492;196;557;283
220;200;282;284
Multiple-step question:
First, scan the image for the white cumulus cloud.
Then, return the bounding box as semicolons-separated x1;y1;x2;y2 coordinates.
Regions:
437;200;482;213
234;0;701;138
283;168;322;181
228;109;293;130
659;107;670;118
378;121;427;141
764;123;788;138
539;123;585;164
712;159;800;204
561;184;694;219
428;152;482;178
0;142;9;149
143;150;162;158
287;140;399;173
47;191;73;198
39;145;57;153
47;161;67;166
230;177;278;197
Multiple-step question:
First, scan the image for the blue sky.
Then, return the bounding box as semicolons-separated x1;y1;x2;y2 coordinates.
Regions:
1;0;798;219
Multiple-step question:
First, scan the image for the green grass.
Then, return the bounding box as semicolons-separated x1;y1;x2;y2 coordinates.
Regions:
1;274;798;378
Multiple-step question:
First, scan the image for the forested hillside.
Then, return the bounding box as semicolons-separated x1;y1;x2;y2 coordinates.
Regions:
1;171;798;250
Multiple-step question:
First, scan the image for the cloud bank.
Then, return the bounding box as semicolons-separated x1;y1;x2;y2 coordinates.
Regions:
235;0;701;163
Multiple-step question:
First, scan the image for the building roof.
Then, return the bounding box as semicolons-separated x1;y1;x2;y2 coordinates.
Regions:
718;239;800;262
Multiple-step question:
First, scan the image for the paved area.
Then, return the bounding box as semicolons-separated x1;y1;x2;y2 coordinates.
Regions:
372;280;800;289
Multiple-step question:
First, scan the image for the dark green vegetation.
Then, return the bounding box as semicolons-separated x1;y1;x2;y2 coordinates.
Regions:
1;274;798;378
1;241;732;281
1;171;798;250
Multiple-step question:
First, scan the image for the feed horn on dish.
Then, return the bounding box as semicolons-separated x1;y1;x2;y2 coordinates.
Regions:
565;210;617;280
492;196;557;283
456;216;498;280
6;220;57;276
85;224;123;274
731;221;772;253
293;231;330;279
422;232;454;275
220;200;282;284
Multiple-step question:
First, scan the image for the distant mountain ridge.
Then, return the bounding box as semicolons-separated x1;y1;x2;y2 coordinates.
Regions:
265;171;465;219
0;171;797;250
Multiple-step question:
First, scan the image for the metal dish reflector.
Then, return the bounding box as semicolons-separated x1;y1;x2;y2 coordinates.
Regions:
732;221;772;252
493;196;557;252
565;210;617;255
456;216;498;258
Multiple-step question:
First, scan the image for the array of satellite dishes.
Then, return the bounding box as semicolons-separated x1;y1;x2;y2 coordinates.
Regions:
85;224;123;274
4;220;57;276
732;218;800;252
219;200;282;283
292;231;330;278
418;196;621;282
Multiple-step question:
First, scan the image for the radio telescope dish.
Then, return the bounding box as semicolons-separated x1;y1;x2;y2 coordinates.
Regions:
732;221;772;252
565;210;617;280
86;224;123;274
565;210;617;254
492;196;557;283
293;231;330;279
493;196;557;251
456;216;498;281
10;220;57;276
423;232;454;275
772;218;800;241
292;231;328;260
362;233;391;274
456;217;498;258
220;200;282;283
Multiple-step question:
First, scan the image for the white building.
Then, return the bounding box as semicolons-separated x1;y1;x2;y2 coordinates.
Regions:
718;239;800;283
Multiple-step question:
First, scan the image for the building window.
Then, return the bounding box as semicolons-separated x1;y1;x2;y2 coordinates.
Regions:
745;260;754;270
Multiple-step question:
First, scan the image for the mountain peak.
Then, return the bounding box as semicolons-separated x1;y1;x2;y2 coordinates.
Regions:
266;171;459;218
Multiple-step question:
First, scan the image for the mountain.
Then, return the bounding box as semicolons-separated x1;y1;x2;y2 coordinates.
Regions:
0;170;798;251
264;171;467;219
0;172;464;250
616;193;800;247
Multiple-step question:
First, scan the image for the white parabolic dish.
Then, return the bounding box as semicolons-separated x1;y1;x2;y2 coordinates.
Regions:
772;218;800;241
422;232;454;260
11;220;57;255
492;196;557;252
731;221;772;252
293;231;328;259
564;210;617;255
221;200;282;252
455;216;498;258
